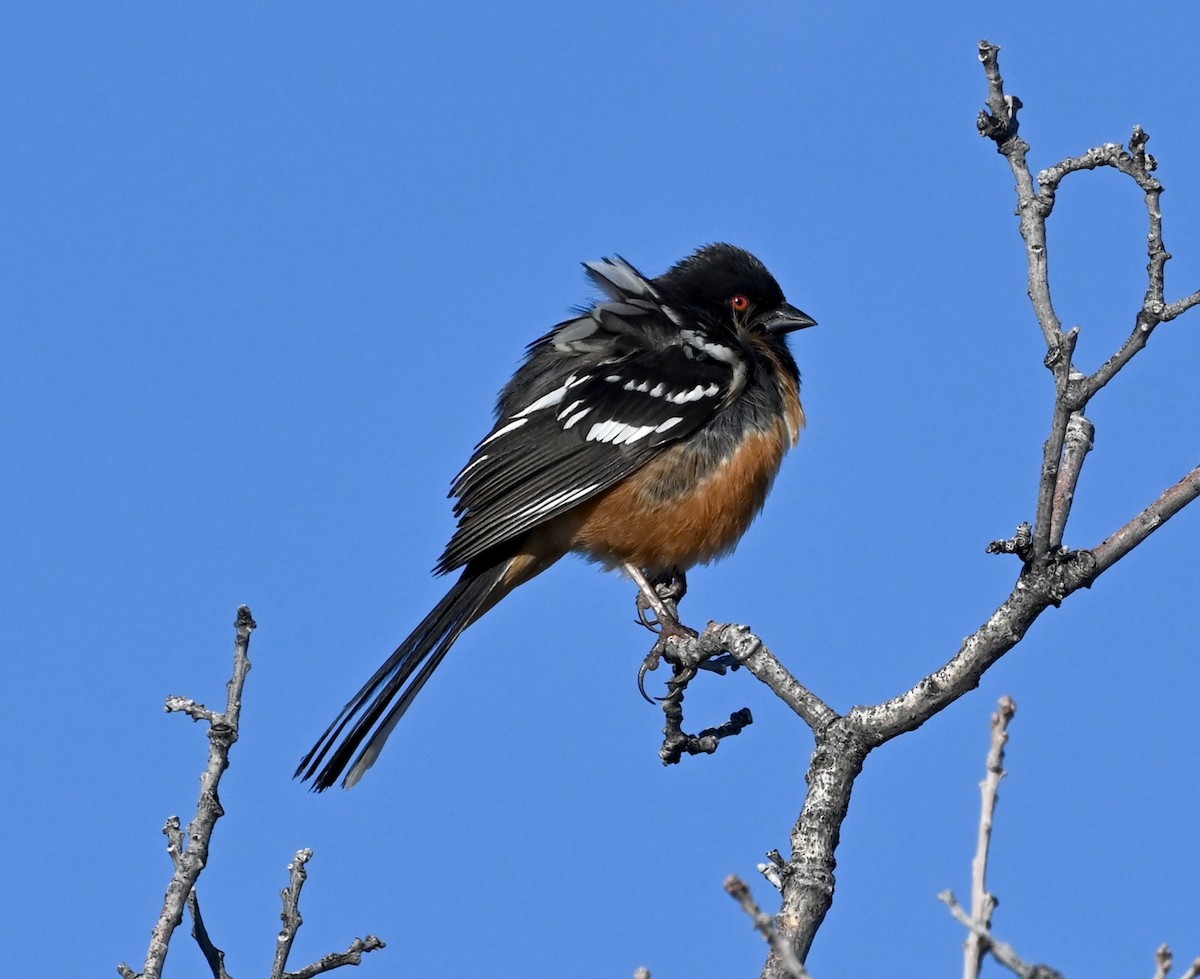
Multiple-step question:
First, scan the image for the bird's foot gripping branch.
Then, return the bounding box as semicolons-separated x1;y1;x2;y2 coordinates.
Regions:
642;622;837;766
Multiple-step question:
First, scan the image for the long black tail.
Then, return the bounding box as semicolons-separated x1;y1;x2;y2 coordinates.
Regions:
297;561;509;791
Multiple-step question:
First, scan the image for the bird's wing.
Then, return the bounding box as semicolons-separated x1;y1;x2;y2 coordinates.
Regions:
435;263;747;573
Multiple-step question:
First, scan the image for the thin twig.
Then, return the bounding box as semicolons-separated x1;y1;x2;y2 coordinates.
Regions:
725;876;812;979
987;522;1032;559
1156;947;1200;979
281;937;388;979
1084;316;1156;400
119;606;257;979
977;41;1060;349
715;623;838;731
1049;413;1095;549
1037;137;1161;197
272;850;386;979
1032;329;1080;565
964;696;1017;979
667;623;836;731
272;849;314;979
940;891;1063;979
1155;943;1173;979
1091;465;1200;573
189;890;231;979
1162;290;1200;321
654;631;755;764
159;812;231;979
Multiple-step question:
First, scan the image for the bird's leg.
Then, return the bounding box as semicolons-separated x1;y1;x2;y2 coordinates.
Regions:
627;563;697;703
626;563;693;636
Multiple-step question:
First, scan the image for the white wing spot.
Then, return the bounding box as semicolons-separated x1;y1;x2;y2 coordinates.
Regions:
586;419;674;445
515;482;602;517
557;398;596;431
512;379;572;418
613;423;657;444
479;417;527;446
560;406;591;429
679;331;747;397
453;454;488;483
680;329;740;365
666;382;720;404
586;420;620;443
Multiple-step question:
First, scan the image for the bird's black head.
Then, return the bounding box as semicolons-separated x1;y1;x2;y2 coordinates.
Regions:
653;243;816;337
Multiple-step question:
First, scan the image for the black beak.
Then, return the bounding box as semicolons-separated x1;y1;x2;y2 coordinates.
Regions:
762;302;818;334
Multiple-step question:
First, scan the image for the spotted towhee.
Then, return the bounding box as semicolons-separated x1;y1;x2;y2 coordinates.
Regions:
298;243;815;789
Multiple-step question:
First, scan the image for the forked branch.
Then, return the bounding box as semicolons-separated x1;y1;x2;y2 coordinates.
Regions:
120;609;384;979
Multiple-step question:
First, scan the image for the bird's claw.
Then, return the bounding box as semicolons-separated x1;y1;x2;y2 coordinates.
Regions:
636;617;700;703
635;592;662;633
634;566;690;634
637;650;661;703
653;566;688;604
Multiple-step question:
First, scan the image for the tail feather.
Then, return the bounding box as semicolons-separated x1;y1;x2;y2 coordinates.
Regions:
297;562;509;791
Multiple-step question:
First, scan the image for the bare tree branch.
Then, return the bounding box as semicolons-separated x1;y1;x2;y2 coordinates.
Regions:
280;937;388;979
725;876;811;979
1153;945;1200;979
188;888;230;979
162;811;231;979
1155;943;1173;979
674;42;1200;977
1049;414;1094;550
939;891;1063;979
119;606;256;979
976;43;1059;348
1162;290;1200;322
273;849;314;979
719;623;837;730
976;40;1199;568
651;629;756;764
645;622;836;765
963;697;1016;979
1091;465;1200;573
987;521;1032;560
120;608;384;979
268;848;386;979
1031;328;1081;566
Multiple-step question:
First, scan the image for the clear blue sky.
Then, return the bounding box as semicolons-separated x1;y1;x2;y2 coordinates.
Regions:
4;4;1199;977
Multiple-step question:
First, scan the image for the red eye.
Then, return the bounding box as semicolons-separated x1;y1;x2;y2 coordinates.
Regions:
730;294;750;312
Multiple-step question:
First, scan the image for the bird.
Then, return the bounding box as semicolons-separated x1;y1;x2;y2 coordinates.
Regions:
297;243;816;790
